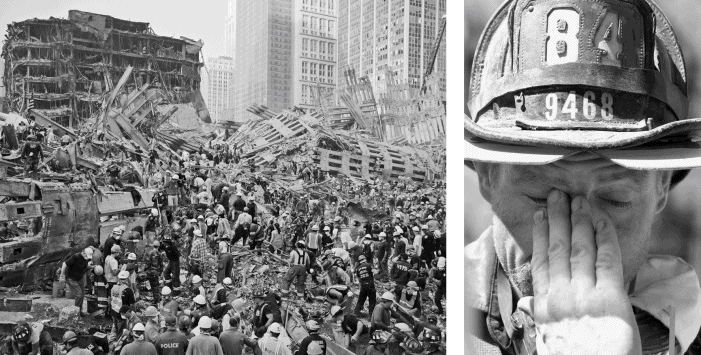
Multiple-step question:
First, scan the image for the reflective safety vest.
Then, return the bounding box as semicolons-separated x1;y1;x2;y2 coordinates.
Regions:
111;284;127;312
94;277;109;310
399;289;419;310
291;249;308;266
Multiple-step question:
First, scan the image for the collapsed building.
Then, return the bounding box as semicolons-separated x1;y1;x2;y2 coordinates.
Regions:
2;10;209;128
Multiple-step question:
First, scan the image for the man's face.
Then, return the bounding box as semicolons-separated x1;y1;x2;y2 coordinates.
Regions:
477;154;670;294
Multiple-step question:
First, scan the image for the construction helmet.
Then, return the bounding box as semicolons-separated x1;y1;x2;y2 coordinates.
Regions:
401;337;424;354
194;295;207;305
347;241;355;249
305;319;321;331
312;225;319;230
466;0;698;186
267;322;283;334
223;277;233;287
118;271;130;279
161;286;172;295
93;265;104;275
198;316;212;329
62;330;78;346
381;292;395;302
307;341;324;355
394;323;412;333
132;323;146;332
232;298;246;313
144;306;159;317
192;275;202;283
13;322;31;343
127;253;137;261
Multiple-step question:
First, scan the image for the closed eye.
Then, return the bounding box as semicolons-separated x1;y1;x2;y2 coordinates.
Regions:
600;198;633;209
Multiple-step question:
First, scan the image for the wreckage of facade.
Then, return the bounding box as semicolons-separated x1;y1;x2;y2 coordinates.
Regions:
2;10;208;128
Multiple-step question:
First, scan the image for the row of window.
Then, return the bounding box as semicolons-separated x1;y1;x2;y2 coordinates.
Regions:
301;38;336;61
302;15;336;38
301;61;335;78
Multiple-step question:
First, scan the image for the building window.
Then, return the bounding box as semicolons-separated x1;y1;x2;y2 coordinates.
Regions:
328;65;334;78
303;15;309;28
328;43;334;57
328;20;334;36
310;63;317;75
303;38;309;51
320;19;327;36
302;61;308;74
329;0;334;11
319;64;326;77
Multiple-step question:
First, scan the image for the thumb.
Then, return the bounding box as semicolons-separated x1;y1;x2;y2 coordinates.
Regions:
517;296;535;319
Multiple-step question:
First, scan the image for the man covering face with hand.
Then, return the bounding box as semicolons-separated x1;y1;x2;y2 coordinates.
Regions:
465;0;701;354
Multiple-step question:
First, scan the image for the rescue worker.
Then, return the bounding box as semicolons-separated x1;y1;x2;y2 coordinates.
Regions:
399;337;424;355
92;265;109;317
417;327;444;355
110;271;136;337
186;317;224;355
390;253;411;292
305;225;321;256
387;323;413;355
354;254;377;317
144;240;163;304
320;226;333;251
396;280;421;319
20;134;43;174
210;277;234;307
60;247;94;312
155;314;188;355
376;233;391;281
191;275;206;297
324;284;353;314
61;331;91;355
371;292;397;332
282;240;309;297
428;257;445;315
362;331;390;355
218;314;259;355
11;321;53;355
258;323;291;355
143;306;161;344
329;305;368;350
121;253;138;290
120;323;157;355
232;193;246;220
217;241;234;283
252;290;276;335
189;230;206;277
160;286;180;317
222;299;247;333
160;232;181;296
322;260;351;286
104;227;123;258
189;295;212;328
296;320;326;355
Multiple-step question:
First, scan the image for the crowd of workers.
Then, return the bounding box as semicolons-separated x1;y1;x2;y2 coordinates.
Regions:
9;153;447;355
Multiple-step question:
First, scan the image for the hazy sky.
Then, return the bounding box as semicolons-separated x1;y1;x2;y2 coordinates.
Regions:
0;0;229;75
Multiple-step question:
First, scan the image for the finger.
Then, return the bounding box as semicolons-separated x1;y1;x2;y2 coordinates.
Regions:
569;196;596;289
594;216;625;289
546;189;572;284
531;209;550;298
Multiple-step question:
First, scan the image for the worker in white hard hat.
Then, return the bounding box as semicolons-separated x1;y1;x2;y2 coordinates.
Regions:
258;323;291;355
371;292;398;332
121;252;138;290
188;317;224;355
159;286;180;318
221;298;247;332
217;241;234;284
188;294;213;330
190;274;206;297
164;171;180;211
110;271;136;338
305;224;321;256
298;319;326;355
143;306;160;344
282;239;310;297
210;277;233;309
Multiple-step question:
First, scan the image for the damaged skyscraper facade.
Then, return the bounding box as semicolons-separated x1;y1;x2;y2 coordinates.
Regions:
2;10;208;128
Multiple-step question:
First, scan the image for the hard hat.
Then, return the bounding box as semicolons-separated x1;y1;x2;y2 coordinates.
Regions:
329;305;343;317
112;227;121;232
13;322;31;343
267;322;283;334
381;292;395;302
437;257;446;268
427;215;434;220
378;232;386;238
466;0;697;187
172;174;179;180
62;330;78;345
324;249;333;256
193;229;203;237
334;216;342;222
323;226;330;231
393;230;402;236
232;298;245;313
161;286;172;295
401;337;424;354
305;319;321;331
198;316;212;329
127;253;136;261
407;281;418;288
312;225;319;230
243;207;249;212
395;323;412;333
144;306;159;317
118;270;130;279
421;225;428;230
422;327;442;342
132;323;146;332
296;240;306;247
223;277;233;286
84;247;94;257
152;240;160;248
395;212;402;218
371;330;390;344
347;241;355;249
223;186;229;191
197;215;204;220
307;341;324;355
236;192;243;196
412;226;420;232
194;295;206;305
192;275;203;283
118;225;126;231
93;265;104;275
252;289;266;298
151;208;159;217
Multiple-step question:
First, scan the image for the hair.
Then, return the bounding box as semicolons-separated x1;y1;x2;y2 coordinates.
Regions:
119;305;131;315
228;314;240;328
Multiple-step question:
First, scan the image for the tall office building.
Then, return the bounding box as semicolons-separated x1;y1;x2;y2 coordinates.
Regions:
292;0;338;109
205;56;235;122
225;0;237;57
233;0;294;122
337;0;446;99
